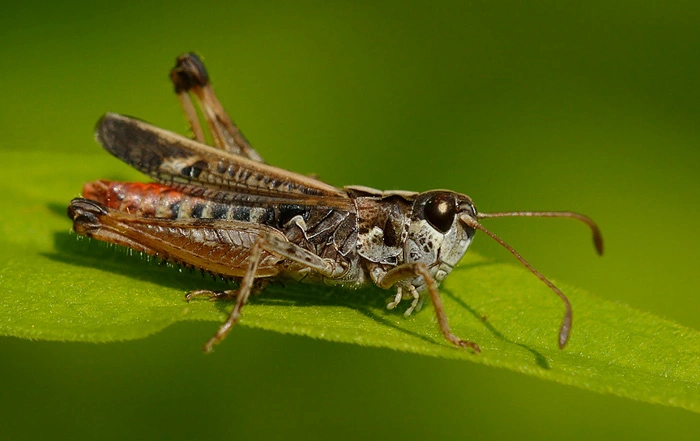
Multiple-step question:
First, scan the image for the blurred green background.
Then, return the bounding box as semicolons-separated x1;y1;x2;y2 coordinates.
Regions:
1;1;699;440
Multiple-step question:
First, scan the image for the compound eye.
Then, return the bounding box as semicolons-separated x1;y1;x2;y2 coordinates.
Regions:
423;193;457;233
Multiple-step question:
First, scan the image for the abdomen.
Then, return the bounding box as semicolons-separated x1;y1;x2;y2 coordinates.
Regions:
83;180;271;222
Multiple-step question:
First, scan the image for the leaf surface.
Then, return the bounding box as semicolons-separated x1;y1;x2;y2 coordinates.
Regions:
2;151;699;413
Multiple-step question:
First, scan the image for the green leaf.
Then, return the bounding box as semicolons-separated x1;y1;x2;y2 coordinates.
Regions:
2;150;699;414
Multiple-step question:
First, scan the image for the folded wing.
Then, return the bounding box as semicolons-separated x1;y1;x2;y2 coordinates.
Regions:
95;113;353;209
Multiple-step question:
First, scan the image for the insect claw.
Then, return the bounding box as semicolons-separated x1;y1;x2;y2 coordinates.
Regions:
386;288;403;310
462;340;481;353
443;330;480;353
185;289;237;302
202;340;216;354
403;285;421;316
449;335;481;352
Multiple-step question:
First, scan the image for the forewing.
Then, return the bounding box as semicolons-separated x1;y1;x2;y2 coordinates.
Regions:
95;113;352;209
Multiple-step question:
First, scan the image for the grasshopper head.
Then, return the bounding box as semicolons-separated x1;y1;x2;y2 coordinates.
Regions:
406;191;477;285
407;191;602;349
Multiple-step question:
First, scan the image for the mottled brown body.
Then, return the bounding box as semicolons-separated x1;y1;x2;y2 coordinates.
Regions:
68;53;603;352
82;176;365;288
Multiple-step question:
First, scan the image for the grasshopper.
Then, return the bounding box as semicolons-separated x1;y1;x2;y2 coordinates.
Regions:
68;53;603;353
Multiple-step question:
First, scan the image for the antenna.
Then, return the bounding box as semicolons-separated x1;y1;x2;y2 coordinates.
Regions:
477;211;604;255
459;211;603;349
